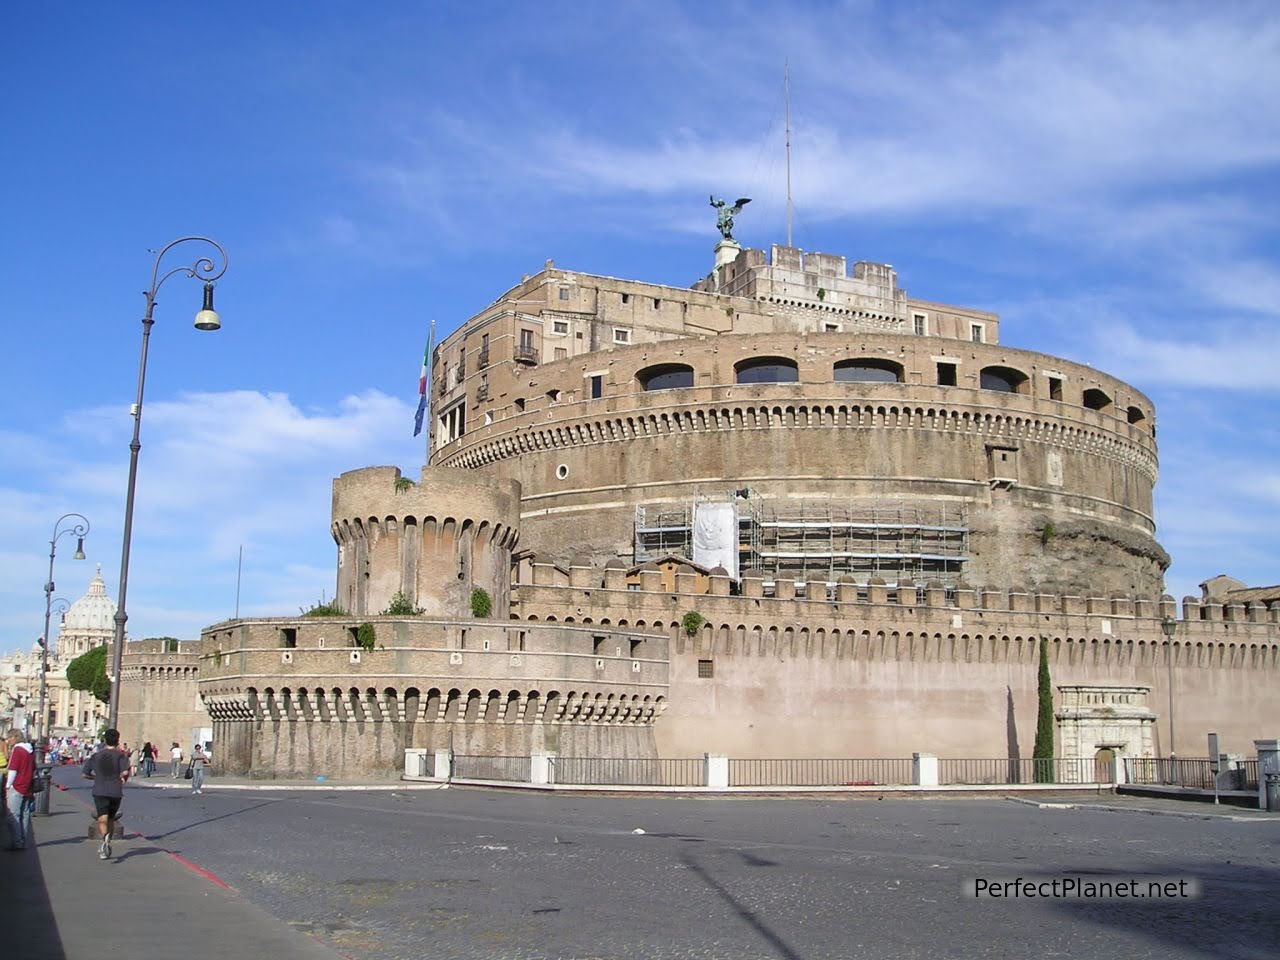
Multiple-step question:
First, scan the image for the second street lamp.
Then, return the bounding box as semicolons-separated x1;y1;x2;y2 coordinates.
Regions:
108;237;228;731
36;514;88;813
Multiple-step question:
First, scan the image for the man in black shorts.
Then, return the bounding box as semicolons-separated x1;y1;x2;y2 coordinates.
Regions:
82;728;130;860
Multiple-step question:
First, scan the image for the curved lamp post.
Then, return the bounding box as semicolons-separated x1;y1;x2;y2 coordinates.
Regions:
37;516;88;749
36;516;87;815
1161;615;1178;783
108;237;228;731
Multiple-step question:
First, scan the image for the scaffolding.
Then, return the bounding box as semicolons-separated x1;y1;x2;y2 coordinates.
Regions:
634;496;968;594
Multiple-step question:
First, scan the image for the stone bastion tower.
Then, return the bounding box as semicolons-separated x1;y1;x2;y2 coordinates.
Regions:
331;465;520;619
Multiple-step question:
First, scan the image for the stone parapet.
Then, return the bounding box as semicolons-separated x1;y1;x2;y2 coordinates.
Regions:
198;616;669;725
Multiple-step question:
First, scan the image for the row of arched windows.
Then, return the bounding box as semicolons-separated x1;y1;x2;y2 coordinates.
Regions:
633;358;1146;424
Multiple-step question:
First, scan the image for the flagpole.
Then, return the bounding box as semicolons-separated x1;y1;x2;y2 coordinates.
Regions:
426;319;435;463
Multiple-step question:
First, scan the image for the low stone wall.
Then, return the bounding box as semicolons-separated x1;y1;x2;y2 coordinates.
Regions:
514;580;1280;761
199;616;668;778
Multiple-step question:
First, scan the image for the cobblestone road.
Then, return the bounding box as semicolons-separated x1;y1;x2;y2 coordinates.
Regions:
69;774;1280;960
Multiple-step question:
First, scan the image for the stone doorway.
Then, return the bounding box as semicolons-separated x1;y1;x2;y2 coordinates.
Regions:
1093;747;1116;783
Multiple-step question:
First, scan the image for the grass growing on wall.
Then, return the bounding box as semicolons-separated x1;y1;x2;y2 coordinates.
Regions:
470;588;493;618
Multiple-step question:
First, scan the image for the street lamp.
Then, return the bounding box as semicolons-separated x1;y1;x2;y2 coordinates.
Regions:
108;237;228;731
1161;615;1177;784
36;515;88;813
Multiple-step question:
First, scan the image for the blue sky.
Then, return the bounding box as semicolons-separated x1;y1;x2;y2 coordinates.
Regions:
2;1;1278;648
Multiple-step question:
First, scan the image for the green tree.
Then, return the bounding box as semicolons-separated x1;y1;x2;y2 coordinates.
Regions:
356;622;376;651
382;591;422;616
142;635;180;652
1033;637;1055;783
470;588;492;618
66;644;111;704
682;611;705;637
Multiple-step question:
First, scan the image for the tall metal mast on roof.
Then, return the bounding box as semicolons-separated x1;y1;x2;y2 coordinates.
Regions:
785;60;793;247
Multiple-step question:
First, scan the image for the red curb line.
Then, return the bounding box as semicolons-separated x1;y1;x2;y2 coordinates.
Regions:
59;786;234;890
136;834;231;889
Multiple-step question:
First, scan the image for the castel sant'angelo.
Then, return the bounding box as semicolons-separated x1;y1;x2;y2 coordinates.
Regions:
119;219;1279;779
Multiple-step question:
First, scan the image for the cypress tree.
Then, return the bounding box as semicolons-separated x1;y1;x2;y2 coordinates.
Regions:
1032;636;1055;783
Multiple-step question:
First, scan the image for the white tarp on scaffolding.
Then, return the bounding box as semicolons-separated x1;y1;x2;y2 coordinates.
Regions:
692;502;738;579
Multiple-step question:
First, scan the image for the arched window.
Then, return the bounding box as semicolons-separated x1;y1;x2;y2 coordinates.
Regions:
735;356;798;384
833;359;903;383
1083;388;1112;411
636;363;694;391
1127;405;1145;424
979;365;1028;394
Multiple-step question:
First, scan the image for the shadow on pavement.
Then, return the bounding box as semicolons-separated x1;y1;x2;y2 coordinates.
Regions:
681;853;801;960
1039;859;1280;960
0;825;68;960
144;799;281;841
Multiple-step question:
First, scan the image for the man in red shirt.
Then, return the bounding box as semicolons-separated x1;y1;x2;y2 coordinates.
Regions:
4;731;36;850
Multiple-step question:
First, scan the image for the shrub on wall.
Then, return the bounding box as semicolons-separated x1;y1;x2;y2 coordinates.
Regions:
682;611;705;637
394;476;415;492
470;588;493;619
356;622;376;651
301;600;347;618
383;591;423;616
1033;636;1055;783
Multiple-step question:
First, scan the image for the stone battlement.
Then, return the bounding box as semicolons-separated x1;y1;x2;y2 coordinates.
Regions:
518;564;1280;662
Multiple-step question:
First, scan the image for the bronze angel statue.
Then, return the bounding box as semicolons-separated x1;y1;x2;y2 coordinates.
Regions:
710;195;751;241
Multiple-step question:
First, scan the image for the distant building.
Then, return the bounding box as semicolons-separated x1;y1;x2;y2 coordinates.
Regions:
0;568;114;737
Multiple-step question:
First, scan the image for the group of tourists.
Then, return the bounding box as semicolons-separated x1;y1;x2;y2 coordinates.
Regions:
0;729;214;859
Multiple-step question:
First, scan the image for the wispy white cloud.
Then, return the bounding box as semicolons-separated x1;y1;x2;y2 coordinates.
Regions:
0;389;419;653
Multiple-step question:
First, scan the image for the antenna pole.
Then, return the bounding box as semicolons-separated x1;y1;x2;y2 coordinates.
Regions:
235;544;243;618
785;60;793;247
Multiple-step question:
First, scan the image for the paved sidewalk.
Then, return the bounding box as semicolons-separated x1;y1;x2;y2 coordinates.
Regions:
1008;793;1280;821
0;788;340;960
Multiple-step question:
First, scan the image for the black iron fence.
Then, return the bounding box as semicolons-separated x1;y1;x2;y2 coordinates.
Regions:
1125;757;1258;791
729;758;914;787
452;754;528;781
553;757;704;787
938;757;1109;786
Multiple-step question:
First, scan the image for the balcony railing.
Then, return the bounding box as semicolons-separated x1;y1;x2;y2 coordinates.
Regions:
476;383;489;401
478;348;489;368
514;344;539;365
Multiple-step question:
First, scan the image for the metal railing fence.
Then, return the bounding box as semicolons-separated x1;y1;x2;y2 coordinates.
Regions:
1124;757;1218;788
1124;757;1260;791
939;757;1109;786
452;754;528;781
552;757;705;787
729;758;914;787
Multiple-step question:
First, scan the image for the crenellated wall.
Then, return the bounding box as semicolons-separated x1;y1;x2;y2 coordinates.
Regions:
331;465;520;618
197;616;668;778
118;639;211;757
513;566;1279;762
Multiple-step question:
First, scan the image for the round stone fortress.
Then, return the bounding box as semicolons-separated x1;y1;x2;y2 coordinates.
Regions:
123;240;1277;779
428;242;1164;597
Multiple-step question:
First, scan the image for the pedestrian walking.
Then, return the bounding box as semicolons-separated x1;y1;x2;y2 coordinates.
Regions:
141;741;155;777
170;742;183;778
190;743;208;794
4;731;37;851
82;728;130;861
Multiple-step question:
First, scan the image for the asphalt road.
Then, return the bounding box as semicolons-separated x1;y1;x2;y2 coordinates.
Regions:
56;771;1279;960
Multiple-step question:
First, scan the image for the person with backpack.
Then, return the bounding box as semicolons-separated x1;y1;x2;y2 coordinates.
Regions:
4;731;36;851
82;728;130;860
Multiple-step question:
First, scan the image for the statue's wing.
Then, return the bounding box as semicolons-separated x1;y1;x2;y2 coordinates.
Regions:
731;197;752;214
